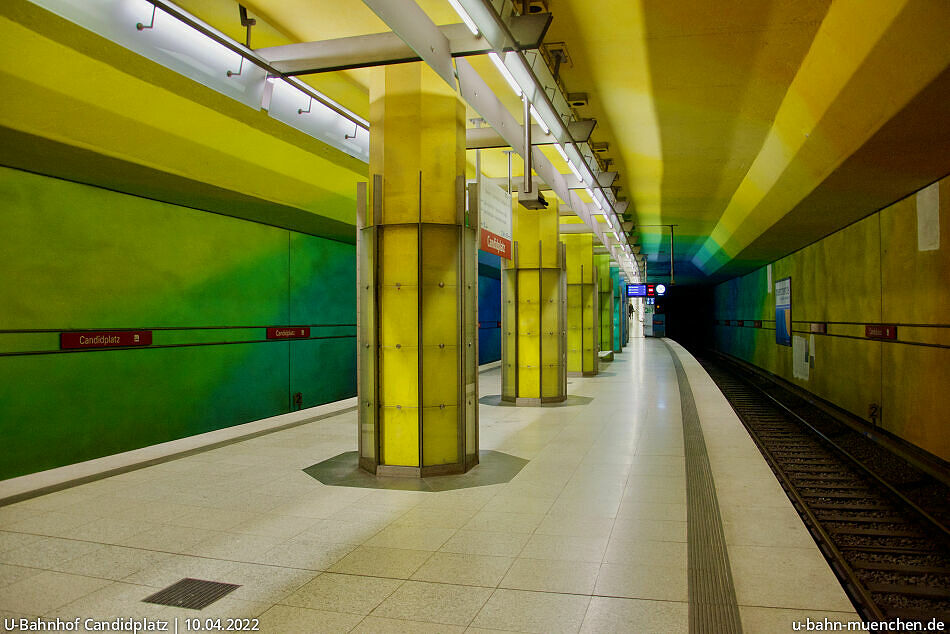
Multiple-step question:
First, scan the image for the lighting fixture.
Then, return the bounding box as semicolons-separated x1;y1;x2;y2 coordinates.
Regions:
555;143;568;161
528;105;550;134
585;186;595;199
488;52;522;97
567;160;582;180
593;198;603;211
529;105;550;135
447;0;479;36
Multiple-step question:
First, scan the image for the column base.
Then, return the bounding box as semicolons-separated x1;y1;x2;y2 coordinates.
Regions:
568;370;599;377
367;461;477;478
501;395;569;406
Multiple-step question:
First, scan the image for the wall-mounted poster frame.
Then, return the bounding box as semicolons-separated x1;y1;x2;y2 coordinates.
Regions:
775;276;792;346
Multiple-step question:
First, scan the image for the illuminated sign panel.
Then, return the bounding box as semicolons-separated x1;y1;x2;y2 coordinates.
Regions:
628;284;667;297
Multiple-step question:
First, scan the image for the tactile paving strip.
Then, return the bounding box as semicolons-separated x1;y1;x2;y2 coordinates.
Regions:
143;578;240;610
666;342;743;634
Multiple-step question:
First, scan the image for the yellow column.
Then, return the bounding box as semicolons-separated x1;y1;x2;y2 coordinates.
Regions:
563;231;599;376
357;63;477;476
501;195;567;404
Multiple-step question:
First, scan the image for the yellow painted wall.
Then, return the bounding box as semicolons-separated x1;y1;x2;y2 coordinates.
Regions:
0;1;364;239
715;175;950;461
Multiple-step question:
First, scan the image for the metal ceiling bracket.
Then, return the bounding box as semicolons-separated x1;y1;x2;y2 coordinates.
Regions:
136;6;156;31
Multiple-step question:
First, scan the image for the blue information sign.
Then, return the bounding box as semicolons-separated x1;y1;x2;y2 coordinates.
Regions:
627;283;667;297
775;277;792;346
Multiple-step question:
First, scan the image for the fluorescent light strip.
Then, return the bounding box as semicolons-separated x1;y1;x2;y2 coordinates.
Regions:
529;105;550;134
447;0;479;36
488;52;522;97
555;143;568;161
567;160;582;180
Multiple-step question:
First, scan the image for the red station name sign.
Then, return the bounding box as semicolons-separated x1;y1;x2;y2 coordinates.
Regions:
61;331;152;349
266;327;311;339
480;231;511;259
865;324;897;340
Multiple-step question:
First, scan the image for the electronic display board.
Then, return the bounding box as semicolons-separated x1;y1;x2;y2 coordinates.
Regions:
627;283;667;297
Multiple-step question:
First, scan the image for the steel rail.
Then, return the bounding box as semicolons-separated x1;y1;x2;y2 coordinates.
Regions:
711;368;884;621
722;356;950;543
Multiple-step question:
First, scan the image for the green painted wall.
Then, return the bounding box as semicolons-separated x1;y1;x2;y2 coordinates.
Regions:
713;175;950;462
0;167;356;480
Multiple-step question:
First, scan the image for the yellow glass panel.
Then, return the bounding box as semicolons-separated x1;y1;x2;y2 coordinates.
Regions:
379;285;418;347
380;345;418;406
519;366;540;397
379;225;418;286
421;225;459;288
422;405;459;466
381;405;419;466
421;285;458;346
421;345;459;408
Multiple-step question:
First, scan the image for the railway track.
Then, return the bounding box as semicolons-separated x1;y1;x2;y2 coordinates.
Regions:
698;353;950;625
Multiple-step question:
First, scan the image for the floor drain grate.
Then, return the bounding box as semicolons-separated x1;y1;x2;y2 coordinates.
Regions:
143;578;240;610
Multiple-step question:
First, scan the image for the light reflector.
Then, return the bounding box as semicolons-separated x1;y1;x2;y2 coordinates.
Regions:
446;0;479;36
529;104;549;134
488;52;522;97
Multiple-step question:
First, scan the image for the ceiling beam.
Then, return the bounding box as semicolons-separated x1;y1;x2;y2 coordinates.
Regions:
558;223;596;234
256;14;551;76
465;119;595;149
360;0;455;87
480;171;617;191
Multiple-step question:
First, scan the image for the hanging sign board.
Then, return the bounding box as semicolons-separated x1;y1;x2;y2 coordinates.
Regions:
61;330;152;349
627;284;646;297
478;182;512;259
775;277;792;347
627;283;663;297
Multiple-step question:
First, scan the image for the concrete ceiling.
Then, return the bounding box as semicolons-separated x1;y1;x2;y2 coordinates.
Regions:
183;0;950;284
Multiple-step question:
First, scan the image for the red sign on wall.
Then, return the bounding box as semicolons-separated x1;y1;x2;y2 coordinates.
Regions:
865;324;897;340
754;320;763;328
480;230;512;259
61;331;152;349
267;327;311;339
810;323;827;334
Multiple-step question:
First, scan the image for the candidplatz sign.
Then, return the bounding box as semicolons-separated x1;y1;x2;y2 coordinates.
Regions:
479;181;512;259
